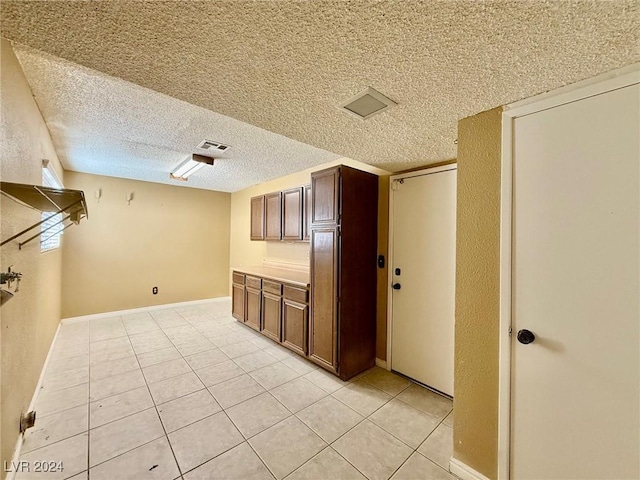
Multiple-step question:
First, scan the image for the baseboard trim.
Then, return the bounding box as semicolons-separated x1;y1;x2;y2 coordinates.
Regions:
61;296;231;324
375;358;388;369
8;321;62;480
449;458;491;480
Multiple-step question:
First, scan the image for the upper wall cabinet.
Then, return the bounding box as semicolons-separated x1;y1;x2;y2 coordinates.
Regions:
265;192;283;240
250;196;265;241
303;184;311;241
282;187;303;241
311;168;339;225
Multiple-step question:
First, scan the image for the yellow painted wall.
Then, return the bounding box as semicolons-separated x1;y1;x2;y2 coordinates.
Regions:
0;38;65;479
229;158;391;359
61;172;231;318
453;107;503;479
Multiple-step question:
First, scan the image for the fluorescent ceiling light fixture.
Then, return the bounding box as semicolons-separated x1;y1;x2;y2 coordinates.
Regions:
170;154;214;181
339;87;397;120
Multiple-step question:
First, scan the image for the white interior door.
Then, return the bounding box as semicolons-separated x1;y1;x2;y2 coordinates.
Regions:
390;167;456;396
511;83;639;478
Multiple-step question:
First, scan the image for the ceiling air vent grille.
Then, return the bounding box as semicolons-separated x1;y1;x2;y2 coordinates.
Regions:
339;87;397;120
197;140;231;153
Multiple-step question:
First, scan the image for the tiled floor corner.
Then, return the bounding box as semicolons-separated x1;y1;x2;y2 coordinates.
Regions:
15;298;455;480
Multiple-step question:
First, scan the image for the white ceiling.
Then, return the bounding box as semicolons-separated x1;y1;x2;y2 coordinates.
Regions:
1;1;638;190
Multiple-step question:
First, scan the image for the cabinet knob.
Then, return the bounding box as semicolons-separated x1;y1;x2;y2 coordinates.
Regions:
517;329;535;345
392;283;401;290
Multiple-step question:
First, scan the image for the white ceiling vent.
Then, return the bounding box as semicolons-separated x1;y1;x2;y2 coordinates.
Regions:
197;140;231;153
339;87;397;120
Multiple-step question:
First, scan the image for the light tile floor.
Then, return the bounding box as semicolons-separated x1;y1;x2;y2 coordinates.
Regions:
16;298;455;480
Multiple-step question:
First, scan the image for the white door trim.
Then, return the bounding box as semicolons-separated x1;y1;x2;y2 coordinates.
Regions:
386;164;457;372
498;63;640;480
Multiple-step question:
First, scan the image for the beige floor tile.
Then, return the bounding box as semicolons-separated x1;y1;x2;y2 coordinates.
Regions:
90;356;140;381
296;396;363;443
132;338;175;355
209;332;246;348
443;410;453;427
261;345;294;361
41;367;89;393
158;389;221;433
391;452;454;480
89;369;146;402
417;424;453;470
332;381;391;416
249;362;300;390
90;336;131;353
137;346;181;368
359;368;411;396
332;420;412;480
234;351;279;373
90;437;180;480
17;433;88;480
369;398;440;448
35;383;88;417
281;356;318;375
142;358;191;384
148;371;204;405
196;360;245;387
226;392;291;438
89;344;135;366
168;411;244;473
175;339;218;357
209;374;265;408
396;385;452;420
154;316;189;329
89;408;164;467
247;334;275;349
219;340;262;359
184;348;229;370
249;416;326;480
270;377;327;413
184;442;273;480
22;404;88;454
66;471;88;480
303;369;348;393
90;386;153;428
47;353;90;374
287;447;366;480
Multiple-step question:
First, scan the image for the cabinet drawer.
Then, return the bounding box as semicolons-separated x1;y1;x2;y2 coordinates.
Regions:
232;272;245;285
246;276;262;290
263;280;282;296
283;285;308;303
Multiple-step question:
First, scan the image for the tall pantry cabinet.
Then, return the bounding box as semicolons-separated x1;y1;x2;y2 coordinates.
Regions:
309;165;378;380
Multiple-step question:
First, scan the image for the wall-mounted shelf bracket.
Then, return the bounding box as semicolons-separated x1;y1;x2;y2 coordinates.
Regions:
0;182;88;249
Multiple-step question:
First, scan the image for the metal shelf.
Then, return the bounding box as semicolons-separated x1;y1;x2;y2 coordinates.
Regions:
1;182;88;249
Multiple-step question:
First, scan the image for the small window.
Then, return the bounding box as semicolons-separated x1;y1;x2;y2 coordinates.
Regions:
41;161;64;252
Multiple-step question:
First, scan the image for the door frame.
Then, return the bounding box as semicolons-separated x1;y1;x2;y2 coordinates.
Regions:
386;164;458;372
498;63;640;479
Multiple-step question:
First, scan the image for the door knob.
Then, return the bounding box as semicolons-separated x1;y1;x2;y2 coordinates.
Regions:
392;283;401;290
517;329;535;344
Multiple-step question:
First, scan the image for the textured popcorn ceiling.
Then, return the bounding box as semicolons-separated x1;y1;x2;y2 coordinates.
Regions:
1;1;639;187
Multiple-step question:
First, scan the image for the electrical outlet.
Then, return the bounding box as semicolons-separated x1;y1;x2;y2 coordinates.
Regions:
152;286;158;295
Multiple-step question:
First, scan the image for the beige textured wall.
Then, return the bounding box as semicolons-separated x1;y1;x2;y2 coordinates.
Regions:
229;158;390;359
61;172;231;318
453;107;503;479
0;38;65;479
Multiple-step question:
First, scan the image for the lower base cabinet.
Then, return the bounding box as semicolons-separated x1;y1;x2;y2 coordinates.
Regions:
282;299;308;356
245;287;262;331
262;292;281;342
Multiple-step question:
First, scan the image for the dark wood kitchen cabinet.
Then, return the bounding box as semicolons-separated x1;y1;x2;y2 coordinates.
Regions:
231;272;245;321
282;285;309;356
309;165;378;380
245;276;262;331
261;280;282;342
282;187;303;241
303;184;311;241
250;196;265;240
265;192;282;240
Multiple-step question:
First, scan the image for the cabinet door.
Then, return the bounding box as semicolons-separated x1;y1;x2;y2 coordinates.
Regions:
245;287;262;331
303;184;311;241
309;227;339;371
232;283;245;321
311;167;340;226
283;299;308;356
282;187;303;241
265;192;283;240
262;292;282;342
250;196;265;240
